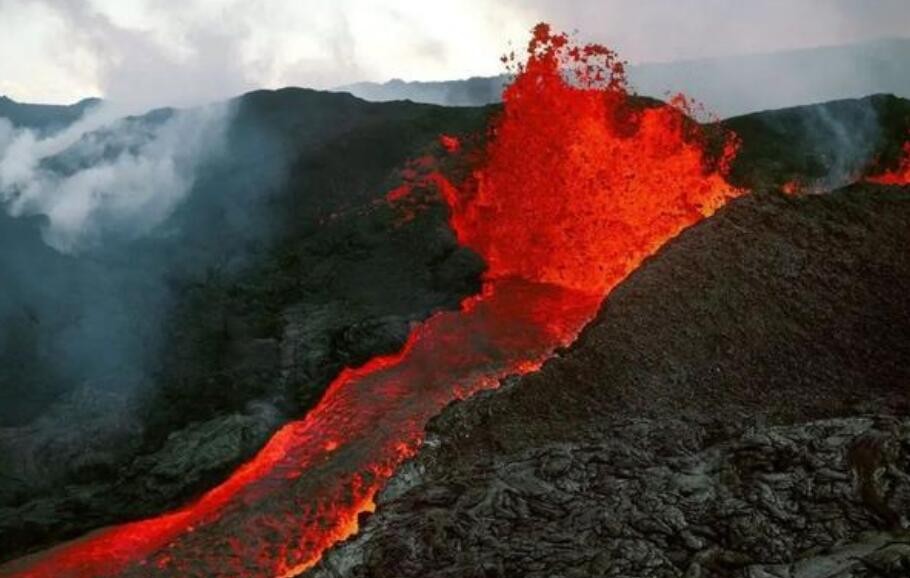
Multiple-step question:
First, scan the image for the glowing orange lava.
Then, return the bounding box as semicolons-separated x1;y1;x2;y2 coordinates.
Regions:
868;141;910;185
2;281;598;578
443;24;739;294
1;23;741;578
781;180;803;196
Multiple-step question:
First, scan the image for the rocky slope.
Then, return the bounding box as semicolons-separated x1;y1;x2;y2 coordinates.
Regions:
0;89;489;560
318;416;910;578
725;94;910;191
2;90;908;569
311;185;910;577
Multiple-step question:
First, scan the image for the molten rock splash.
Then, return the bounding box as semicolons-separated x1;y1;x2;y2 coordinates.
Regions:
2;23;741;578
443;23;740;295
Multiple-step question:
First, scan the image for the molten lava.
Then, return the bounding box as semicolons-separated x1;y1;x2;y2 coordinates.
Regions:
443;24;739;294
868;141;910;185
781;180;803;196
3;282;599;578
2;23;741;578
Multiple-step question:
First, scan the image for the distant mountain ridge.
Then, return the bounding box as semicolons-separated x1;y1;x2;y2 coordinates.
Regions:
339;37;910;117
4;39;907;132
0;95;101;133
338;76;508;108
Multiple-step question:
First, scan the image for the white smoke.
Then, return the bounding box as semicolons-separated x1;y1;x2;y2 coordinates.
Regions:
0;103;232;252
0;119;14;155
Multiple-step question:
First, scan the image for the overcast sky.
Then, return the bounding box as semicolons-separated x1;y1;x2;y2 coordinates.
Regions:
1;0;908;108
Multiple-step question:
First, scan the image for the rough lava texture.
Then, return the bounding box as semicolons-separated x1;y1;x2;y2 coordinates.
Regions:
311;185;910;578
316;417;910;578
3;87;909;572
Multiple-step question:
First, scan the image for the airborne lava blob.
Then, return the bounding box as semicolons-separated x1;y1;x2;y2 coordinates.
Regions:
2;23;741;578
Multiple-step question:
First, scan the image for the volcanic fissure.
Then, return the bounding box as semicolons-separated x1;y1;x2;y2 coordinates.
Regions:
3;24;742;578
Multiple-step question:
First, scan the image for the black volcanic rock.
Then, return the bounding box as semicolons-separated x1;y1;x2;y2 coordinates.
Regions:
311;185;910;578
0;89;489;561
317;417;910;578
725;94;910;191
3;89;910;571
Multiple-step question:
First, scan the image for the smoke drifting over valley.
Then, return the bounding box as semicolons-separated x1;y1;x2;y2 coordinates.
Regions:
0;104;232;251
0;2;909;574
0;102;235;432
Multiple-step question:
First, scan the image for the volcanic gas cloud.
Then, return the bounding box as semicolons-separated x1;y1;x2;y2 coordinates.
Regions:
3;23;741;578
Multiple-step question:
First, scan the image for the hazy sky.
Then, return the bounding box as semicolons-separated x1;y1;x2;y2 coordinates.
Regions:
1;0;908;107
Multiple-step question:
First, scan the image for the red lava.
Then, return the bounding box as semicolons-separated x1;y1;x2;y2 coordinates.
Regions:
1;23;741;578
867;141;910;185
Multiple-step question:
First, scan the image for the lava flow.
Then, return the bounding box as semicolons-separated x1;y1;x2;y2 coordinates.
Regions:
868;141;910;185
1;23;741;578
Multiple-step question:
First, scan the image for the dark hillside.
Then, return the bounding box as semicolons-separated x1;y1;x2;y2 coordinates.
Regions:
0;89;489;560
313;184;910;577
724;94;910;190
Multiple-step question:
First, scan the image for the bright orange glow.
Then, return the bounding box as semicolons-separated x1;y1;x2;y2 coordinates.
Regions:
439;134;461;153
1;23;741;578
868;142;910;185
781;180;803;196
443;24;740;295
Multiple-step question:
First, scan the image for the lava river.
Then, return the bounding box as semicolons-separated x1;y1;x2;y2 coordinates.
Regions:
1;24;742;578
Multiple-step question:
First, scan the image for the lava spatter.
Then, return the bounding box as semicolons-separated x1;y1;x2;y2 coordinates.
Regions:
444;23;740;295
2;23;741;578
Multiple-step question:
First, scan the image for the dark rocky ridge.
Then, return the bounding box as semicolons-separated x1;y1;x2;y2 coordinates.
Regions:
0;89;489;561
318;416;910;578
0;95;101;133
725;94;910;191
340;38;910;117
311;185;910;577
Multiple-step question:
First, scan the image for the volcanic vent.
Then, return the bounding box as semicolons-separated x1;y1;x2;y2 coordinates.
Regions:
2;24;741;578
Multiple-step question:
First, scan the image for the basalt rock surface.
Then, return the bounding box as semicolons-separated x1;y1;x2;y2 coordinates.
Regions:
316;416;910;578
311;185;910;578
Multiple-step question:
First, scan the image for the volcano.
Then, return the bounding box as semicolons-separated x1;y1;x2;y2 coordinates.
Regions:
2;23;741;577
2;21;910;578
